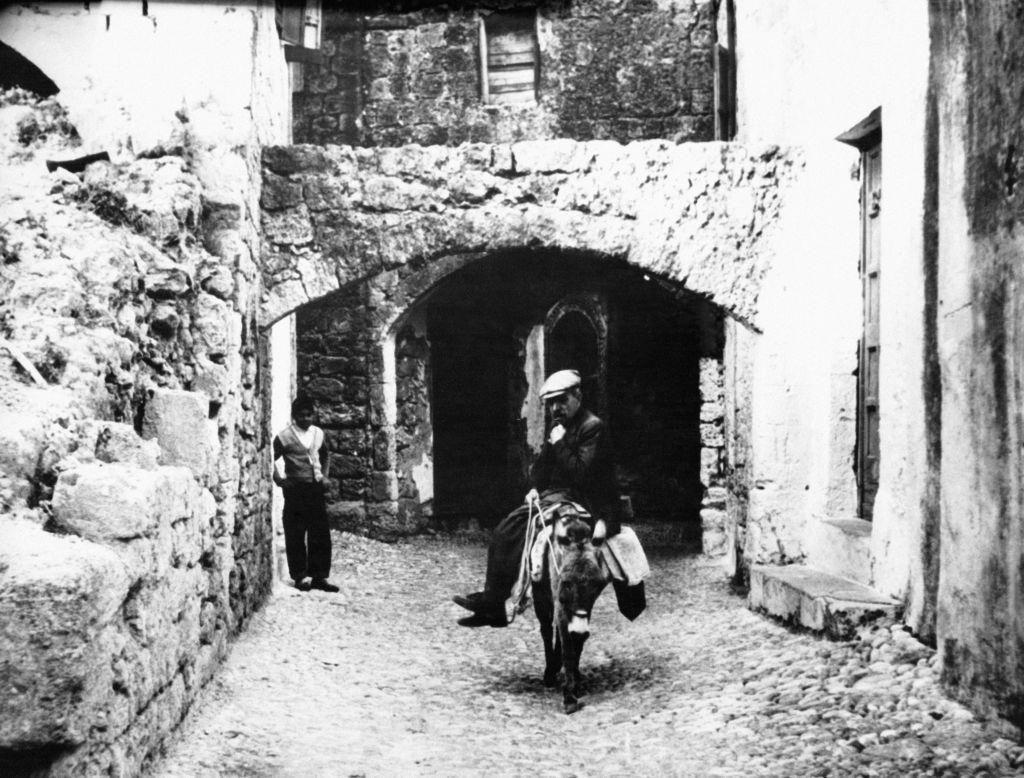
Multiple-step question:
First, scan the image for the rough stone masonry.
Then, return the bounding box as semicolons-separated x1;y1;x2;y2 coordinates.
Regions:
260;138;802;541
0;87;272;775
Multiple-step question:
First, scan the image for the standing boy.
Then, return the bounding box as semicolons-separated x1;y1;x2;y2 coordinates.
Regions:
273;395;339;592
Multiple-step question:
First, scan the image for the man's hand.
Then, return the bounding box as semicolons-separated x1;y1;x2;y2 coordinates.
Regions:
548;423;566;445
592;519;607;545
525;488;540;505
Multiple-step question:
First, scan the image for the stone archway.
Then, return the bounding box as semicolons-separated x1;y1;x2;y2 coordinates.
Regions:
259;139;801;329
545;293;607;418
286;249;728;538
261;139;802;539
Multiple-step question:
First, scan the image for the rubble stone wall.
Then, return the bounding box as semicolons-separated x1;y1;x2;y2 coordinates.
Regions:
0;3;289;773
294;0;715;147
260;139;802;327
699;356;728;555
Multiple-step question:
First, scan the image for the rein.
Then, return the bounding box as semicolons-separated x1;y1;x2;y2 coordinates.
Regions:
508;495;563;623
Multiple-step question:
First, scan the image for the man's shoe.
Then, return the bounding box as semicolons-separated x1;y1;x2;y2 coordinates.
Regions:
310;578;339;593
457;611;508;628
295;577;313;591
452;592;491;612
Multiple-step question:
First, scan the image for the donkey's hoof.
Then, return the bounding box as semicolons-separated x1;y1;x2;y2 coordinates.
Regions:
564;700;583;715
543;670;560;688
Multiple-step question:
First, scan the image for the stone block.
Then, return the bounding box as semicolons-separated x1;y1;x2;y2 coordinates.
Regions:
0;521;129;747
325;429;367;456
193;292;232;359
326;500;367;532
748;564;900;639
192;357;230;406
86;421;161;470
702;528;728;557
699;421;725;447
372;429;393;470
144;264;193;300
141;388;217;480
700;401;724;422
261;171;304;211
370;471;398;502
262;145;330;176
330;453;365;478
700;446;722;482
0;410;48;500
199;263;235;300
51;462;198;542
262;206;314;245
511;139;589;174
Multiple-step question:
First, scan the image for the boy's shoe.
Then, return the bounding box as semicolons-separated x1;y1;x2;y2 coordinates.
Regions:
310;578;339;593
295;577;313;591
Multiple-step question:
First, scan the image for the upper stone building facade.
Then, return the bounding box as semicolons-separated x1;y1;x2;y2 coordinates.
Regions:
292;0;716;147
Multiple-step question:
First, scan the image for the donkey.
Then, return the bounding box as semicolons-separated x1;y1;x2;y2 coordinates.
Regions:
532;507;611;714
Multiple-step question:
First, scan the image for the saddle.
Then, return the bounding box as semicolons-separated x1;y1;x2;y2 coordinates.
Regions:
508;498;650;623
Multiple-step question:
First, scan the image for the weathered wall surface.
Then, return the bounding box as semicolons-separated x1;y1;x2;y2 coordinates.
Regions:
294;0;715;147
260;139;802;327
730;1;930;606
0;2;290;772
930;0;1024;730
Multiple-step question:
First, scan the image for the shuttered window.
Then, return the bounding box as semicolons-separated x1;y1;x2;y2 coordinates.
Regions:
480;11;538;104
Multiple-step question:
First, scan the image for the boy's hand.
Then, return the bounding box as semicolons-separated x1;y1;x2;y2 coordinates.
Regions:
273;472;288;488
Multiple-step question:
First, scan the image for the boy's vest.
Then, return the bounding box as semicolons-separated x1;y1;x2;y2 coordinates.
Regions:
277;424;325;482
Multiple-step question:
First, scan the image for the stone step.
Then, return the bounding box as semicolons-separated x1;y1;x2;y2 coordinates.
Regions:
749;564;901;640
804;517;873;585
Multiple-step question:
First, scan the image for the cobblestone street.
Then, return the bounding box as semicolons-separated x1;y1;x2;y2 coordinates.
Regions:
149;533;1022;777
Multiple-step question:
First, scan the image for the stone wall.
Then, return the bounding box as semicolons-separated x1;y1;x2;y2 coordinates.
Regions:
699;357;727;555
929;0;1024;731
294;0;715;147
0;2;289;772
260;139;802;326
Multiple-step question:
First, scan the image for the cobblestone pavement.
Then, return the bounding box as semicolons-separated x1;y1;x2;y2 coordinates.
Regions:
149;532;1022;777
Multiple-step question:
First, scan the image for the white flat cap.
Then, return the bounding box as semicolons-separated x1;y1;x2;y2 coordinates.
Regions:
539;369;581;399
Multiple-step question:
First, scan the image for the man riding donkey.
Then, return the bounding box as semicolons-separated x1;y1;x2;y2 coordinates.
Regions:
453;369;623;627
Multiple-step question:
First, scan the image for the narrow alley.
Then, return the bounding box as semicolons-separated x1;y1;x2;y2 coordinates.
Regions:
149;532;1020;778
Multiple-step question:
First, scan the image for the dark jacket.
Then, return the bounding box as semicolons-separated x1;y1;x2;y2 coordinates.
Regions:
529;408;621;536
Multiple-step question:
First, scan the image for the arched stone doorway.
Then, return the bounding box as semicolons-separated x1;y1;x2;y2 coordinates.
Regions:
288;249;726;540
261;140;797;545
545;293;607;419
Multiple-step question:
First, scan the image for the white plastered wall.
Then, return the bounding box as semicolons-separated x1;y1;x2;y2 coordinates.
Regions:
733;0;929;604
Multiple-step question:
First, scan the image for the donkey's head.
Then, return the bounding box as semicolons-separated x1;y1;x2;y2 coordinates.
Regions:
553;510;606;635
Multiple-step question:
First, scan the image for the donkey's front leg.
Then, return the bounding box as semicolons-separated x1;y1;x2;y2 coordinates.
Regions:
560;610;590;714
534;585;561;687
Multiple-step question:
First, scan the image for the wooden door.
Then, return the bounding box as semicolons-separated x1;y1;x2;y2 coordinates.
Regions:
858;143;882;519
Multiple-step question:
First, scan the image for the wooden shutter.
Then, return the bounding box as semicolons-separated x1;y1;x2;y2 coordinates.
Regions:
481;12;538;104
